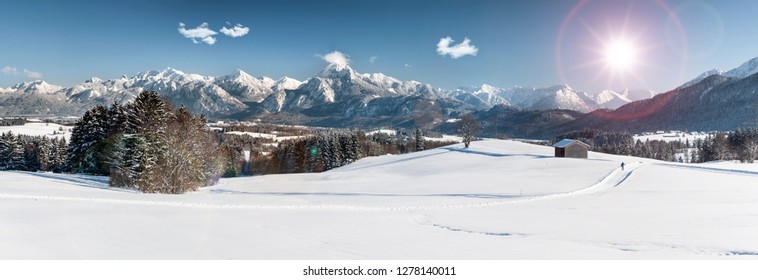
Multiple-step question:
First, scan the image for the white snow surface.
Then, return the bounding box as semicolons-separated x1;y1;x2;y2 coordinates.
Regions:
366;129;397;136
423;134;462;142
224;131;308;142
1;140;757;259
0;122;72;140
634;132;709;143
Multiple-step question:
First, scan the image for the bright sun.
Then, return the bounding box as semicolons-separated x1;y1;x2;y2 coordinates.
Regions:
604;39;637;71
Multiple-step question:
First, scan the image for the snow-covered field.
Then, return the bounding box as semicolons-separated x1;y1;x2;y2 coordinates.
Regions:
224;131;308;142
366;129;397;136
0;122;72;140
1;140;757;259
424;134;462;142
634;132;709;143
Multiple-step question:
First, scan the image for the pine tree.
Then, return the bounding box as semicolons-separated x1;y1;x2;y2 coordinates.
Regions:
106;102;127;135
36;137;53;171
53;138;68;173
0;132;10;170
21;137;39;171
8;132;25;170
67;105;110;174
319;135;334;170
415;128;425;152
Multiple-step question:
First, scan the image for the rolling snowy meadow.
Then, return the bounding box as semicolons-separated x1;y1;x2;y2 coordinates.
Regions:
1;140;756;259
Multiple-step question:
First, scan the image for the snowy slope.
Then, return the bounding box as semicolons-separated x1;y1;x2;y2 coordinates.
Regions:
679;56;758;89
724;56;758;78
680;69;725;89
212;69;282;103
589;89;656;110
1;140;757;259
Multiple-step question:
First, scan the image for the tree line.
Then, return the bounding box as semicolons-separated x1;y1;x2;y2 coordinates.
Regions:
0;118;26;126
554;128;758;163
0;132;67;172
226;128;456;175
693;128;758;163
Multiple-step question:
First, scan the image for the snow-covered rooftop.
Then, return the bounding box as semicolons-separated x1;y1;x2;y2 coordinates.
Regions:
553;139;589;148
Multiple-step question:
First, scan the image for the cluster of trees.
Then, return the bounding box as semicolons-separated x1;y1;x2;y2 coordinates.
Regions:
67;91;223;193
0;118;26;126
270;132;362;174
226;128;456;175
694;128;758;163
0;132;67;172
555;128;758;163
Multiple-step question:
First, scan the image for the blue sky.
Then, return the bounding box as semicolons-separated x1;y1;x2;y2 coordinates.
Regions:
1;0;757;93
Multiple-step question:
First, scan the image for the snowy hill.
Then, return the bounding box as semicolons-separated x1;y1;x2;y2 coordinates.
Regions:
2;139;757;259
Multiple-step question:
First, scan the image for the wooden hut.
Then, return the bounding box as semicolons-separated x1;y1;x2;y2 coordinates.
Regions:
553;139;589;158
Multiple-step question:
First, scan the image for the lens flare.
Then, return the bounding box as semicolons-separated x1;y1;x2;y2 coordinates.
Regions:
604;39;637;71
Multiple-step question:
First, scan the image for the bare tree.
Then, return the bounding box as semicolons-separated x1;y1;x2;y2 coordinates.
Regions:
457;114;480;148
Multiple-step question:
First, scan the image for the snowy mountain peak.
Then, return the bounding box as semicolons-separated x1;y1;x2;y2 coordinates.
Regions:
318;63;356;79
479;83;500;94
85;77;103;83
546;84;572;91
680;57;758;89
231;68;251;77
679;69;724;89
8;80;64;94
725;56;758;78
273;76;303;91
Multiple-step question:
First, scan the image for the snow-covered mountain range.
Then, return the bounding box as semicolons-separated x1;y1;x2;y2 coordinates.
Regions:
2;56;756;120
0;68;301;117
452;84;655;111
0;67;645;117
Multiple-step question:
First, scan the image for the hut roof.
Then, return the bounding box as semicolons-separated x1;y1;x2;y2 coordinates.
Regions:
552;139;590;148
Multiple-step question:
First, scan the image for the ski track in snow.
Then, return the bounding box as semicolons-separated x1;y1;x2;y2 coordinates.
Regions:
654;163;758;177
0;163;645;212
430;224;526;238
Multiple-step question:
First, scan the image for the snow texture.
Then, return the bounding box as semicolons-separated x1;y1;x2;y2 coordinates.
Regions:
1;140;757;259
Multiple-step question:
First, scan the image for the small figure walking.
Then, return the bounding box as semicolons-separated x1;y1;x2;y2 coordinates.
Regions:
621;162;625;171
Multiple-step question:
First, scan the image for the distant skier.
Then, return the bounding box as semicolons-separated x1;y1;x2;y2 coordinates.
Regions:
621;162;625;171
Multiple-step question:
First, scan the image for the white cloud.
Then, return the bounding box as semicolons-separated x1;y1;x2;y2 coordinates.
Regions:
320;51;351;69
220;23;250;38
3;66;41;78
201;36;216;45
23;69;42;79
369;56;378;64
178;22;218;45
2;66;18;75
436;36;478;59
404;63;412;68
